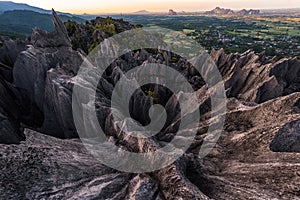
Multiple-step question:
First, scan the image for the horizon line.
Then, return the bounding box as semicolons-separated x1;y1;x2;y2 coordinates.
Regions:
69;7;300;15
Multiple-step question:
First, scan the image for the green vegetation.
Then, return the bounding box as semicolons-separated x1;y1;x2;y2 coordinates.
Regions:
65;16;138;53
183;29;195;34
144;89;159;103
115;14;300;58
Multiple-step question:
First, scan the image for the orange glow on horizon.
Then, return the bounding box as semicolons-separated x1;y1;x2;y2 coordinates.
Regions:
55;2;215;14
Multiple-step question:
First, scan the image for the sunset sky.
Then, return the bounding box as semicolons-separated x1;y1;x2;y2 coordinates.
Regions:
7;0;300;14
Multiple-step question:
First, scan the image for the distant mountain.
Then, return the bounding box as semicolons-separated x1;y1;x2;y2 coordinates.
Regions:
0;1;51;14
0;10;85;38
205;7;234;15
133;10;151;15
205;7;260;16
0;1;74;16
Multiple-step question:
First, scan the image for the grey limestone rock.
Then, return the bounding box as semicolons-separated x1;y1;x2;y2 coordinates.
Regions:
0;10;300;199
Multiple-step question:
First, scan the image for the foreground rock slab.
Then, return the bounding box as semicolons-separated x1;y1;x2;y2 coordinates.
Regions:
0;129;165;200
0;93;299;199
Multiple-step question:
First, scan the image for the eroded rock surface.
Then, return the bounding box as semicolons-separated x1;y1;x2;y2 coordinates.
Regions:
0;93;299;199
12;10;83;137
211;48;300;103
0;129;164;200
192;93;300;199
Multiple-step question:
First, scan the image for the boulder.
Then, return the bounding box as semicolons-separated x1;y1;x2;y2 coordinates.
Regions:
270;119;300;152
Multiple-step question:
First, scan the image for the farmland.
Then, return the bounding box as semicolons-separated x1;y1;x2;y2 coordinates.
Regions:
111;14;300;59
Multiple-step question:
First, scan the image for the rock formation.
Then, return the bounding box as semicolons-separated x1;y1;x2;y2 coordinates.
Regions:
0;10;299;199
236;9;260;16
12;10;83;138
0;36;26;144
210;49;300;103
0;36;26;82
205;7;234;15
205;7;260;16
168;9;177;16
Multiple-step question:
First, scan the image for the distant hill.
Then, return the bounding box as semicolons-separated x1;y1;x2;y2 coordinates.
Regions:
133;10;151;15
0;1;74;16
0;1;49;14
205;7;234;15
0;10;85;39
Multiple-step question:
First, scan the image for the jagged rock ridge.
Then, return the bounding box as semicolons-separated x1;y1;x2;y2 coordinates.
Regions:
205;7;260;15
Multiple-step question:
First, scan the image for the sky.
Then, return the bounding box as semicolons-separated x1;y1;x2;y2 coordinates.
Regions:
6;0;300;14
